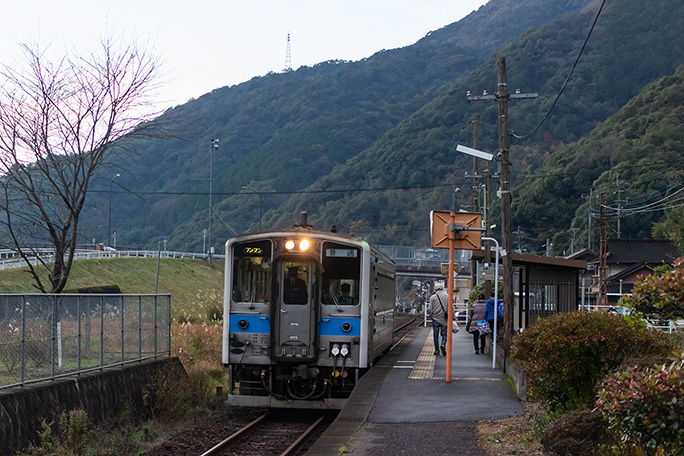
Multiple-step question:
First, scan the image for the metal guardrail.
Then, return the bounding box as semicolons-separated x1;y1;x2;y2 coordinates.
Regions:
0;249;225;271
1;246;469;272
0;293;171;389
579;304;681;333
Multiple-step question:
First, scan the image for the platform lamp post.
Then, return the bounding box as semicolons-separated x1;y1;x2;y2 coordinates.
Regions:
108;173;120;246
208;138;219;266
241;186;262;232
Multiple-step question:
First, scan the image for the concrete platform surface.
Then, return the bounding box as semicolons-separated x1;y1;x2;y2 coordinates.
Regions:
305;324;523;455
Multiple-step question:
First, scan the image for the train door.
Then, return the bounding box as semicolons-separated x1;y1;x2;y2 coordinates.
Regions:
274;260;317;361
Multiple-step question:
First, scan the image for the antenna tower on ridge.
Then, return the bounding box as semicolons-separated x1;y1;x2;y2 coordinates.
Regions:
284;32;292;71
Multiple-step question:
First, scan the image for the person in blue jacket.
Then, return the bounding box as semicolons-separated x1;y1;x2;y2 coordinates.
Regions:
484;292;503;336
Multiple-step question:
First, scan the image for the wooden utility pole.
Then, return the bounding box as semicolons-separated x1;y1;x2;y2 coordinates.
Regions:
471;115;481;213
598;193;608;308
497;58;515;365
467;56;537;369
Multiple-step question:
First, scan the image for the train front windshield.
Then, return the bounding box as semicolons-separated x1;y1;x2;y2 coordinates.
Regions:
321;242;361;307
231;240;272;303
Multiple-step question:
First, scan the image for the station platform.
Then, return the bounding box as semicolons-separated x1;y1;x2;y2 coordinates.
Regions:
305;324;524;455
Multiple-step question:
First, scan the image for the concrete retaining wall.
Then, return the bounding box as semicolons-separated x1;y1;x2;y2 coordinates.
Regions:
0;357;186;456
487;338;528;401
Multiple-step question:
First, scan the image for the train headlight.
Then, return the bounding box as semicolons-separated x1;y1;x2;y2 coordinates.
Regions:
342;322;352;333
238;319;249;329
340;344;349;357
331;344;340;356
284;238;310;251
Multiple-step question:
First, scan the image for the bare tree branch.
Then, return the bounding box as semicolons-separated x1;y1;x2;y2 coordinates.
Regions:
0;30;162;292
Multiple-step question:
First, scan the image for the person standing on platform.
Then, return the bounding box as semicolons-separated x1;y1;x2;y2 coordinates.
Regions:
467;293;487;354
427;282;449;356
485;292;503;337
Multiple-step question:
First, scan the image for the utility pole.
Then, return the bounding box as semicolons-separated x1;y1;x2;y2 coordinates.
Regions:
467;56;537;368
615;174;627;239
570;227;580;255
208;138;219;266
598;193;608;308
471;115;481;213
583;188;594;251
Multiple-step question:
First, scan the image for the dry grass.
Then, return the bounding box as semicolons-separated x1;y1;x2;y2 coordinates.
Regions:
478;402;546;455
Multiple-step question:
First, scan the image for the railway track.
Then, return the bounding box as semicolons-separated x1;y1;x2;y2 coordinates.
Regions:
199;410;336;456
393;313;420;345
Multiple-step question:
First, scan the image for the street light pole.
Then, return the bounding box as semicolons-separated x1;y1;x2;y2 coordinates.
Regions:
208;138;219;266
241;186;262;231
108;173;120;246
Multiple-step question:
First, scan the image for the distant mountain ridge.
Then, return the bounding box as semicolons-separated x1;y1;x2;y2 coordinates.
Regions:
84;0;684;255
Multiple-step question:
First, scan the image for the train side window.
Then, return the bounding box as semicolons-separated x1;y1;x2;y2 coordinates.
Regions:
232;256;271;303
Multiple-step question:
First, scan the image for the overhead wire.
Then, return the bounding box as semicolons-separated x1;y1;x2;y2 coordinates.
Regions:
511;0;608;140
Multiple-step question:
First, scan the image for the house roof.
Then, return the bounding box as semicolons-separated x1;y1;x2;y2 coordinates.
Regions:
606;239;680;265
566;248;598;262
608;263;655;283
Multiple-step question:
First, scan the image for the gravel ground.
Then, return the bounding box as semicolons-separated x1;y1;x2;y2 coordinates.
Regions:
141;407;267;456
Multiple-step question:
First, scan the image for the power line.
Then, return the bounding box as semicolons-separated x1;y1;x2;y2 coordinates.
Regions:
90;182;469;197
511;0;608;140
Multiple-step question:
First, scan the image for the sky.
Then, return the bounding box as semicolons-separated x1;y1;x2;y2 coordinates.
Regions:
3;1;489;111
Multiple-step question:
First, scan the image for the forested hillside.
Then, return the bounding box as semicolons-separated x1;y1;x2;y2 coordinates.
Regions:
265;0;684;250
515;66;684;253
82;0;684;255
81;0;590;252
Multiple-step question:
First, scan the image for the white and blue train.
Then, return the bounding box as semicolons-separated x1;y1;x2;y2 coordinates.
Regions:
222;214;396;409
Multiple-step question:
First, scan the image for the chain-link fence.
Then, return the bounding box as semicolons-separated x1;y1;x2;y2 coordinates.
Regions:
0;293;171;389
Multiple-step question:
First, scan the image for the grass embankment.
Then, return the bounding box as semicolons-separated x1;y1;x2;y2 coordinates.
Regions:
1;258;228;455
0;258;224;318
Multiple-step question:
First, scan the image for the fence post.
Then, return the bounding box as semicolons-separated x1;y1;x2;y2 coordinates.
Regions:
100;295;104;369
51;295;56;380
167;296;171;356
138;295;142;359
21;298;26;385
120;295;125;365
77;295;82;374
154;295;158;358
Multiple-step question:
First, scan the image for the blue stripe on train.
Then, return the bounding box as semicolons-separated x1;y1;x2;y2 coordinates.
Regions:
320;317;361;337
229;315;270;333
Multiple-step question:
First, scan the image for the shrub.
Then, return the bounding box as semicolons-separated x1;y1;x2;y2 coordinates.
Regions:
59;410;92;455
623;257;684;320
512;311;676;410
468;280;503;305
144;363;219;423
596;355;684;455
540;408;607;456
21;410;93;456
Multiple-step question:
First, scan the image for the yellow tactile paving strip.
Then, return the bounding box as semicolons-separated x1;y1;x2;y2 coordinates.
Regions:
408;329;438;379
406;329;502;381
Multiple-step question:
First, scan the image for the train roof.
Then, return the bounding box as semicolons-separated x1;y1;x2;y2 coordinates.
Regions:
226;229;395;265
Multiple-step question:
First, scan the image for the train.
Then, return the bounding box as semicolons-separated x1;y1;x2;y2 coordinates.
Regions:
222;213;396;409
